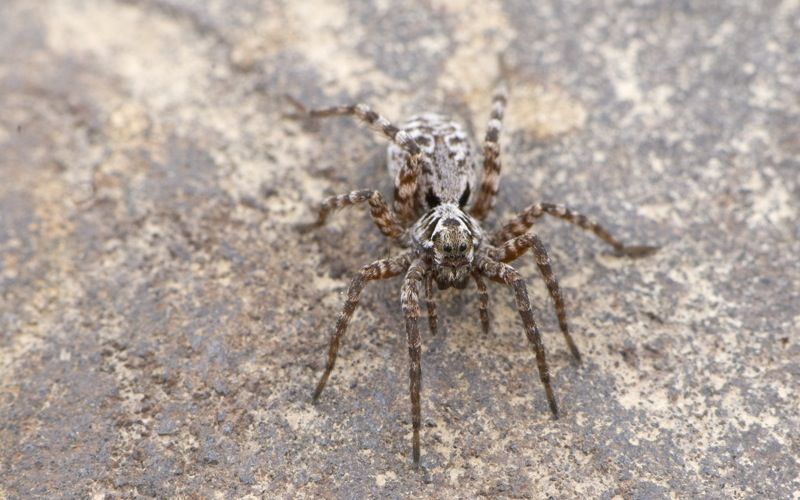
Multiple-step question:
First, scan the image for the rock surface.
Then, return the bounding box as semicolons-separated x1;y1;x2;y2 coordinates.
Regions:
1;0;798;497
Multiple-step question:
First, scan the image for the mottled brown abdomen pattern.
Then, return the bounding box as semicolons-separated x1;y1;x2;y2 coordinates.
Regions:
387;113;477;216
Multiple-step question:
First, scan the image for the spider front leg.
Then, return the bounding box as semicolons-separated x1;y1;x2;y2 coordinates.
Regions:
425;273;438;336
313;252;411;401
300;189;404;239
401;258;427;465
477;257;559;417
288;99;422;224
470;77;509;220
472;272;491;334
490;233;581;361
492;202;659;257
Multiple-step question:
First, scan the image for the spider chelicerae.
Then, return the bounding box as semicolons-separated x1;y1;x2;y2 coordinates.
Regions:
292;70;657;465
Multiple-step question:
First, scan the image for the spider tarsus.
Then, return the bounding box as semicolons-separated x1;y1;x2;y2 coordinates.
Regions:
294;220;323;234
282;111;308;122
428;318;438;336
312;375;328;402
284;94;309;114
613;244;660;258
547;393;560;419
568;344;582;364
412;431;421;465
479;315;490;335
282;94;321;129
560;324;581;362
542;377;559;418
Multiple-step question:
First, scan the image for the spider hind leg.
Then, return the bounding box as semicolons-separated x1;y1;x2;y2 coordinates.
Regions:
298;189;404;240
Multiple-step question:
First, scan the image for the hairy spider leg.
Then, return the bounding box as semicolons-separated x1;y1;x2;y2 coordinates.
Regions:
401;258;427;465
490;233;581;361
477;257;559;418
313;252;412;401
472;271;491;334
424;273;438;336
470;77;508;219
301;189;404;239
492;202;659;257
303;103;423;225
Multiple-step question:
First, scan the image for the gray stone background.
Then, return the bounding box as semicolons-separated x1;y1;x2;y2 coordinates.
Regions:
1;0;798;497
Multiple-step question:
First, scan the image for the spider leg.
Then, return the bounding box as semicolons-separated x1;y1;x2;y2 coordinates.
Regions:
491;202;659;257
477;256;559;417
472;271;490;334
401;258;427;465
313;252;412;402
304;103;420;156
490;234;581;361
299;189;404;239
391;152;422;225
425;273;438;336
291;100;422;225
470;74;509;220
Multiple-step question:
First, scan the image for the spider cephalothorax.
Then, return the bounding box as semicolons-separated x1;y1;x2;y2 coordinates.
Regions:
414;203;481;289
294;69;657;465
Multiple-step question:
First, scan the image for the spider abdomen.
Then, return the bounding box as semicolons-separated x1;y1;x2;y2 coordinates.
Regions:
387;113;477;215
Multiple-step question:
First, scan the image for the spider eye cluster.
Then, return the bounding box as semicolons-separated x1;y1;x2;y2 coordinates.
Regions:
433;225;472;260
442;243;467;254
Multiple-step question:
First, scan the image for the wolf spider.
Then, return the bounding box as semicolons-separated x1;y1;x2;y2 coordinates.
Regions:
292;73;657;465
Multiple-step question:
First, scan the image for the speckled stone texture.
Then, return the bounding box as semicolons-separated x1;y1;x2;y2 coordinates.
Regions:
1;0;798;498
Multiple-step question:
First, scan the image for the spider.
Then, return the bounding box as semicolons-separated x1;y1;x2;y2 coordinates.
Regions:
292;70;657;465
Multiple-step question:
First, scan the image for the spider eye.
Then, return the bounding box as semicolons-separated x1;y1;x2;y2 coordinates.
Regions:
459;243;467;252
443;244;453;253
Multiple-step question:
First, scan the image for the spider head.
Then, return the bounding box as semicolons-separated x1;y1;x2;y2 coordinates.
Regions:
431;217;474;289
